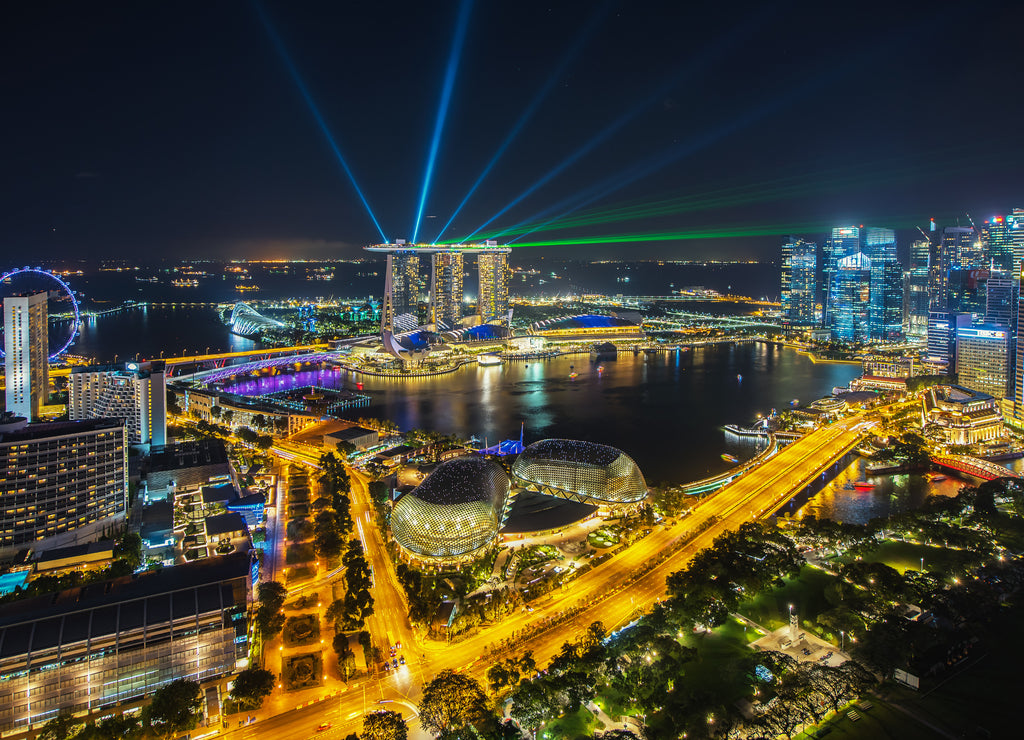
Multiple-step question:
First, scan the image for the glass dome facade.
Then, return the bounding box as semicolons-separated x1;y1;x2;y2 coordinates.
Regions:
511;439;647;504
390;457;510;558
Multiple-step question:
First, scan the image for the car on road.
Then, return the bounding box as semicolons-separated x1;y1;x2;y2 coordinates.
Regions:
399;655;405;665
317;722;332;732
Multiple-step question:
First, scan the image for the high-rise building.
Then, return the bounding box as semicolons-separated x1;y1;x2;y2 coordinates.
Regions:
823;226;861;327
3;291;48;420
864;227;902;340
906;238;931;337
946;267;990;320
477;250;510;323
832;252;871;342
430;251;464;329
69;361;167;447
380;251;421;333
781;236;817;328
926;311;971;367
0;417;128;558
982;210;1024;273
956;325;1011;399
931;226;978;310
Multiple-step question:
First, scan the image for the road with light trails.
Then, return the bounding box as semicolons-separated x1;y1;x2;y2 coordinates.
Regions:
227;412;877;738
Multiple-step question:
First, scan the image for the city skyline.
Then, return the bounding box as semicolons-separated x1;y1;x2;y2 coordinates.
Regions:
2;1;1023;262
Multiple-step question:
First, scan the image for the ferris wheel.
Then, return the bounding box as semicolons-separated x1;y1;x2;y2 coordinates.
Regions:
0;266;81;359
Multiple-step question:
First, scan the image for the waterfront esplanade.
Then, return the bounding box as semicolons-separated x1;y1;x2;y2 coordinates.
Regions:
366;242;512;333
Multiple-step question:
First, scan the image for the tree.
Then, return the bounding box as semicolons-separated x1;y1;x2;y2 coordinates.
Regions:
362;709;408;740
115;532;143;570
222;409;235;426
38;711;83;740
508;678;553;734
144;679;202;738
230;667;276;710
89;714;143;740
256;580;287;640
333;633;357;683
210;405;222;420
418;670;489;736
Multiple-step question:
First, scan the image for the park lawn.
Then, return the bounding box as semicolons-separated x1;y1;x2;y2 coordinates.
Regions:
854;540;981;576
538;706;601;740
736;565;838;631
285;542;315;565
677;618;758;703
792;699;937;740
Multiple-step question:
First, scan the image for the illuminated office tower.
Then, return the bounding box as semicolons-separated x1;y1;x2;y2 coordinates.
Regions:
823;226;861;327
780;237;817;328
3;291;49;420
864;227;902;340
907;238;931;337
932;226;978;310
430;251;464;329
957;325;1010;398
831;252;871;342
477;250;510;323
380;251;421;333
982;210;1024;273
69;360;167;447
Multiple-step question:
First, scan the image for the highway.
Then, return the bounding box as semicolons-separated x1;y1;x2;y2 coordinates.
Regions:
229;413;875;738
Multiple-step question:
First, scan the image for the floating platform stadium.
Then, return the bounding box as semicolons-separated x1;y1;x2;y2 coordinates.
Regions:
390;439;648;563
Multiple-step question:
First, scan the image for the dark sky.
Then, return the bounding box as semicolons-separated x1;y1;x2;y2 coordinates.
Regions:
2;0;1022;263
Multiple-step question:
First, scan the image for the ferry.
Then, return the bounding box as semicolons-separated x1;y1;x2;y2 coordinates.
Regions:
477;354;502;366
721;453;739;463
927;473;947;482
853;481;875;491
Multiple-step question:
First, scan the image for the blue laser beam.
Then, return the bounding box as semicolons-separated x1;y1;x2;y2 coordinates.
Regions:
411;0;474;244
256;2;388;243
430;0;613;245
459;6;774;243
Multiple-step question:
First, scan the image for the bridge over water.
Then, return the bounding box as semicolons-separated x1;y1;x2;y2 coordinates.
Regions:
930;454;1019;481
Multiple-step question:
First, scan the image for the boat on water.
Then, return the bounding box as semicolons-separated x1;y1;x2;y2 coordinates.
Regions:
477;354;502;366
597;365;604;374
721;453;739;463
790;398;799;406
569;372;579;379
737;374;743;382
927;474;947;482
853;481;875;491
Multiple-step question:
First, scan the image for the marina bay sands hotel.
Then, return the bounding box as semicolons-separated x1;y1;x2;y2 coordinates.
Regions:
365;241;511;333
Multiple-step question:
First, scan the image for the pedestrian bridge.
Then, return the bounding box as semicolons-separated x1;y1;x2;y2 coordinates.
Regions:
929;454;1019;481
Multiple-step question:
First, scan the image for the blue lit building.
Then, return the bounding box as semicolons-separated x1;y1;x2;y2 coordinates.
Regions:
832;252;871;342
781;236;817;328
864;227;902;340
823;226;861;327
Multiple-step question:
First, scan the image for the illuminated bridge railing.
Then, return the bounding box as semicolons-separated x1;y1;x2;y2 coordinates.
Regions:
679;434;779;496
195;352;344;384
929;454;1019;481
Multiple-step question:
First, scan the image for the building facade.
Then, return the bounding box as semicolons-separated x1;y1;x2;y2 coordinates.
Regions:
511;439;648;505
429;252;464;330
69;361;167;447
781;236;817;327
831;252;872;342
906;238;931;337
956;325;1011;399
0;553;251;732
3;292;48;420
864;227;903;340
0;418;127;559
477;250;510;323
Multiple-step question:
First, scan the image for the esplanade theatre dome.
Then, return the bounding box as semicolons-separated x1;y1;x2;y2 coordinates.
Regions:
511;439;648;504
390;456;511;558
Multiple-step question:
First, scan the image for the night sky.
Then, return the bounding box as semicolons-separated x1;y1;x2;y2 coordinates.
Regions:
3;0;1022;262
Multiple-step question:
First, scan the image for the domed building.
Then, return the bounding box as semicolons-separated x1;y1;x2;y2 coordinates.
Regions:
511;439;648;504
390;456;511;561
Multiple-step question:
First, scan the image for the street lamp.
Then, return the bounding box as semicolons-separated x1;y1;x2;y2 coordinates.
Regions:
920;557;924;572
840;629;845;652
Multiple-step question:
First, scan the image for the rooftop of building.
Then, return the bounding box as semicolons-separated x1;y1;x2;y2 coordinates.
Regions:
530;314;641;332
229;492;267;509
72;360;165;377
518;438;622;467
407;456;509;507
141;501;174;538
0;552;251;630
36;541;115;566
201;482;238;505
147;438;228;473
933;384;995;405
0;417;124;444
326;426;378;442
205;512;248;537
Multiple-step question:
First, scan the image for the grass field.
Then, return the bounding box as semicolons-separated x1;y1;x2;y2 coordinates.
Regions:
737;565;838;631
851;540;982;576
538;706;601;740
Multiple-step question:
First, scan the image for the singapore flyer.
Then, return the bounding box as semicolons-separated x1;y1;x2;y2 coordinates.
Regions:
0;266;81;359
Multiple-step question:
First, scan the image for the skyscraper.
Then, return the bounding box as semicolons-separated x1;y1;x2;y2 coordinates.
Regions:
906;238;931;337
69;361;167;447
477;250;510;323
832;252;871;342
781;236;817;328
864;227;902;340
430;251;464;329
3;291;48;420
956;325;1011;399
982;214;1020;273
823;226;861;327
380;251;422;333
